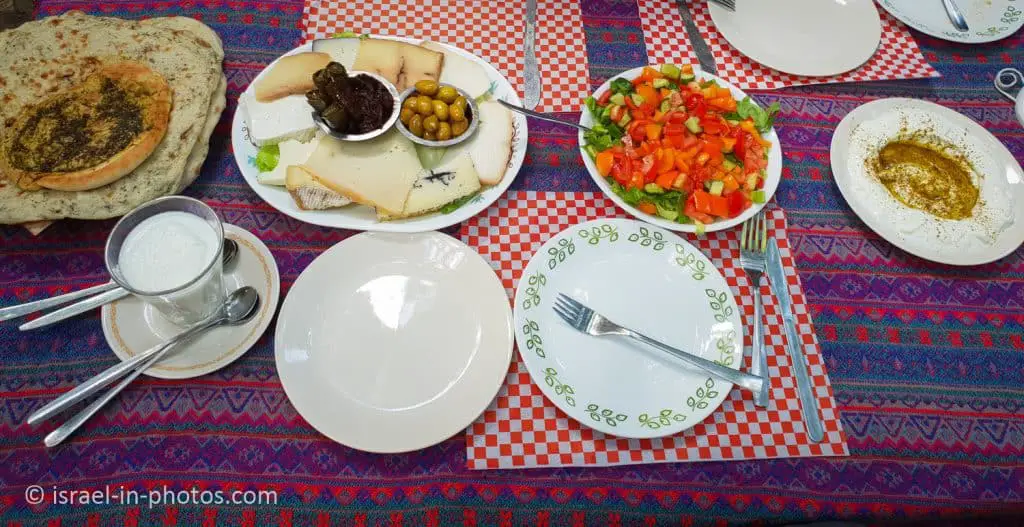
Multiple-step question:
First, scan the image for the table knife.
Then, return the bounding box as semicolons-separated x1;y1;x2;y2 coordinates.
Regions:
523;0;541;110
766;238;825;443
676;0;717;75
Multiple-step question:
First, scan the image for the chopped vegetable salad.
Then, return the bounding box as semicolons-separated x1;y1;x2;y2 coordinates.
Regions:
583;65;779;230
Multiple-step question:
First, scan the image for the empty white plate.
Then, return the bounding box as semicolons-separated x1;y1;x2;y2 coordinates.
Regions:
274;231;513;453
878;0;1024;44
709;0;882;77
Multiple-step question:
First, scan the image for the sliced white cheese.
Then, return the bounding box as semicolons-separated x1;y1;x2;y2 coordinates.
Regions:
440;101;514;186
311;37;361;69
256;135;322;186
379;153;481;220
303;129;422;215
286;165;352;210
242;91;317;147
421;41;493;100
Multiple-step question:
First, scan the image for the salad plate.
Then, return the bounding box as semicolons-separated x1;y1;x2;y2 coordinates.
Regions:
232;37;527;232
830;98;1024;266
275;231;513;452
579;65;782;234
513;218;743;438
878;0;1023;44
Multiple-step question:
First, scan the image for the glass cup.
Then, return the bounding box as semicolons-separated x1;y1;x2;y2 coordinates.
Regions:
105;196;226;327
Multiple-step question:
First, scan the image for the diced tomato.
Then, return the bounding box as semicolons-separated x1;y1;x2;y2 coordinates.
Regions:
708;195;729;218
674;154;691;174
721;136;737;153
638;202;658;215
722;174;740;193
625;96;639;111
628;171;644;189
692;190;713;215
640;154;656;179
646;123;663;142
727;191;751;218
641;66;664;81
636;102;657;116
595;151;615;177
684;197;714;224
732;129;748;160
655;170;677;189
637;84;659;106
663;122;685;136
684;93;704;112
628;119;649;143
598;90;612;106
700;117;725;135
707;96;736;112
668;110;688;124
658;148;675;173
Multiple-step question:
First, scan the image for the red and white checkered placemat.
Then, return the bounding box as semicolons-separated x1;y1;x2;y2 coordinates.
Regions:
301;0;590;113
639;0;939;91
460;191;848;469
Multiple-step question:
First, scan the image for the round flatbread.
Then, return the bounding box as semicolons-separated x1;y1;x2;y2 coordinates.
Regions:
1;61;171;192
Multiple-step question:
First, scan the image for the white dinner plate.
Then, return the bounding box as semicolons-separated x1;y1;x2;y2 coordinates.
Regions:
275;231;513;452
830;98;1024;266
103;224;280;379
878;0;1024;44
579;66;783;233
231;39;527;233
709;0;881;77
513;218;743;438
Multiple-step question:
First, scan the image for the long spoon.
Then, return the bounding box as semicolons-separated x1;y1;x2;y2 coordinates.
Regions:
18;239;239;331
37;286;260;447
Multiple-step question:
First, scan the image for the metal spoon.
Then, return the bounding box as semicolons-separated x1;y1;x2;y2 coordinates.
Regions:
497;99;592;132
38;286;260;447
942;0;969;32
18;239;239;331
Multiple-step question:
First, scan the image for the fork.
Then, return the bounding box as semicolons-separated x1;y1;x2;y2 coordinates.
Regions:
708;0;736;12
553;294;764;395
739;212;770;408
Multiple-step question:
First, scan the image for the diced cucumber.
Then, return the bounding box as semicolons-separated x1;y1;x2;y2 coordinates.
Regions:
660;64;682;80
695;222;706;235
744;169;761;191
680;73;696;83
644;183;665;194
630;93;646;106
584;144;599;159
656;204;679;221
724;153;742;167
610;93;626;106
659;99;671;113
726;119;740;126
685;116;702;134
751;190;767;203
722;158;737;171
653;78;671;89
617;113;632;127
707;180;725;196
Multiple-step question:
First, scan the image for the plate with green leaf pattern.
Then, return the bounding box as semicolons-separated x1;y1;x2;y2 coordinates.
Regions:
513;218;743;438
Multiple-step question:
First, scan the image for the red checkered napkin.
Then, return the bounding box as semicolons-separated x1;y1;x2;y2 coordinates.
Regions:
638;0;939;91
461;191;849;469
301;0;590;112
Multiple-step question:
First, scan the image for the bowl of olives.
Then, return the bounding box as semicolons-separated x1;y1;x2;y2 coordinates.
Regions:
395;80;480;148
306;62;400;142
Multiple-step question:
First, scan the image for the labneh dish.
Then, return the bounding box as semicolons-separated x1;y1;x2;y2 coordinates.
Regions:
238;35;522;225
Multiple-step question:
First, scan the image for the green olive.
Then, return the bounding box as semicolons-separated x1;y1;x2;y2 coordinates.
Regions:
399;108;415;126
414;80;439;96
437;122;452;141
424;130;438;141
436;86;458;104
432;100;450;121
402;96;418;111
416;96;434;116
452;95;468;112
449;103;466;123
451;119;469;137
423;115;440;133
408;113;424;137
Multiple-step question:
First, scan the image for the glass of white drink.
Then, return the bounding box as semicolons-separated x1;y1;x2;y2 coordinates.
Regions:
105;196;227;326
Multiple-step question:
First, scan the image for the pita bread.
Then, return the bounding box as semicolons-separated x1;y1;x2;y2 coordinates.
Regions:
0;11;221;224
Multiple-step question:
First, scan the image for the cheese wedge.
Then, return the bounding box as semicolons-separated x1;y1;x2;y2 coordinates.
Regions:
397;44;444;91
254;52;332;102
312;37;361;69
421;41;492;100
242;92;317;147
302;129;422;215
352;39;404;86
286;165;352;210
257;136;322;186
441;101;514;186
378;153;481;220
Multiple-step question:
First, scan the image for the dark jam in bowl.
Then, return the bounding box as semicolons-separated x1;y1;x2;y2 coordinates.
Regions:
307;63;394;135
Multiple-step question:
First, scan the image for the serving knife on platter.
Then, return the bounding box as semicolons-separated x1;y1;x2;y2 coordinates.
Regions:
523;0;541;110
676;0;717;75
766;238;825;443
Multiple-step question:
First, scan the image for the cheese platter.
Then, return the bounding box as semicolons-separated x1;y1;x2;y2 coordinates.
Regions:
231;35;528;232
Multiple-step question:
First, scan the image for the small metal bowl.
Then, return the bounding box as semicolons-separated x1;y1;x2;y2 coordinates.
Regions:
311;71;401;142
395;85;480;148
